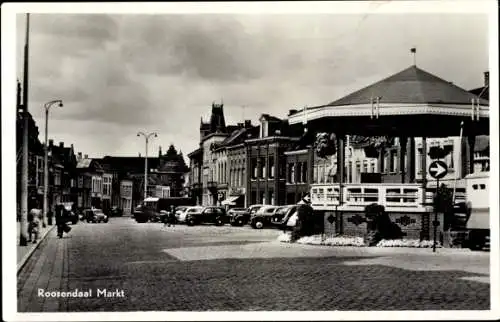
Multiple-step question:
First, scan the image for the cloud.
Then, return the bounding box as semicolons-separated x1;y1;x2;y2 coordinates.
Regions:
14;12;489;158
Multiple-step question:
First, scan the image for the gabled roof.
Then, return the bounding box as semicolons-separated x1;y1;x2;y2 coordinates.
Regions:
260;114;282;122
327;65;489;107
469;86;489;101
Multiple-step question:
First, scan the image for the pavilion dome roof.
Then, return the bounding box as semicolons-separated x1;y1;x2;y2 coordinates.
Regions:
327;65;489;107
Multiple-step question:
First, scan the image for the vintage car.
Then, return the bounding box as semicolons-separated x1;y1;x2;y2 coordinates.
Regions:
228;208;251;226
177;206;204;223
186;206;229;226
249;205;280;229
84;208;109;223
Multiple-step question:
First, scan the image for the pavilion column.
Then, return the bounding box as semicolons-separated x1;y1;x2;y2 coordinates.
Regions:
378;147;385;176
407;137;416;183
336;134;346;205
467;135;476;175
421;137;428;200
399;136;408;183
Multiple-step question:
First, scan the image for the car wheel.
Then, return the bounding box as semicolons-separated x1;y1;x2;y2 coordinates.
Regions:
215;217;224;226
254;220;264;229
187;218;195;226
104;219;109;223
236;218;244;226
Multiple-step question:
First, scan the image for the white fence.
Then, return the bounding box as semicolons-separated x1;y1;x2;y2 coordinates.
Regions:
311;183;465;211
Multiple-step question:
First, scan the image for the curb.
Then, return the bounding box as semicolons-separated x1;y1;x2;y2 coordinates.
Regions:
17;224;56;274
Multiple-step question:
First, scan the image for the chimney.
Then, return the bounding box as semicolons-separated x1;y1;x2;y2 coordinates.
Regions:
78;152;82;160
49;139;54;147
244;120;252;128
71;144;74;149
84;154;88;159
159;146;162;157
237;122;243;128
139;153;141;157
59;142;64;148
484;71;489;87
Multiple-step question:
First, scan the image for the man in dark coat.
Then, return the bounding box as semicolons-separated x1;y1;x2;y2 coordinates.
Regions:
55;204;66;238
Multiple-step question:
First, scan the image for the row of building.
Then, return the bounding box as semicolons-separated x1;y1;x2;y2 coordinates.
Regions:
16;82;189;216
187;68;490;208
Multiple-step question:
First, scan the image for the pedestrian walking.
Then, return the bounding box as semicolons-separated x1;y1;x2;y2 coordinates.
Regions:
55;204;65;238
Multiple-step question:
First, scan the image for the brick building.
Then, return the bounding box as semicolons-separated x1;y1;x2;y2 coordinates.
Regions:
245;114;302;206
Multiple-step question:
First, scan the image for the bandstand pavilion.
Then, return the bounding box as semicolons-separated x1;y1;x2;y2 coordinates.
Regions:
288;65;489;240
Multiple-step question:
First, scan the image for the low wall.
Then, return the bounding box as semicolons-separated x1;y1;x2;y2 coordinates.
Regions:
319;209;445;244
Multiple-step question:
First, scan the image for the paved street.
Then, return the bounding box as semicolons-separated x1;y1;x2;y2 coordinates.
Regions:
18;217;490;312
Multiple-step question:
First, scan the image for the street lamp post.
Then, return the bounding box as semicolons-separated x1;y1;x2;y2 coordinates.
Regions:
43;100;63;228
137;131;158;200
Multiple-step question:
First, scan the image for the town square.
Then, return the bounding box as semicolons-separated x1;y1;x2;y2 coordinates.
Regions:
2;1;498;321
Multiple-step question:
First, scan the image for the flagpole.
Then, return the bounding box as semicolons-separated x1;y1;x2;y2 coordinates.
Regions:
20;13;30;246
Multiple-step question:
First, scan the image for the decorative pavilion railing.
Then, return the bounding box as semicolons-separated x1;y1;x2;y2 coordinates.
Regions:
310;183;465;211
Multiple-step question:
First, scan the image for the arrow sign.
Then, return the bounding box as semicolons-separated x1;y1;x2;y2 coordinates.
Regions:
429;160;448;179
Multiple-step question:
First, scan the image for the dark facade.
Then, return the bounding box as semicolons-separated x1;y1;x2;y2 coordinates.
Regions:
284;147;314;205
98;145;188;210
187;148;203;205
244;115;303;206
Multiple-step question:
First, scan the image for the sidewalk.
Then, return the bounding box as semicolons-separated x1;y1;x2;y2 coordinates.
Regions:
17;222;55;273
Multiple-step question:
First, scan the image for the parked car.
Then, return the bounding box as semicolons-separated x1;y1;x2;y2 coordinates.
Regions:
228;208;251;226
84;209;109;223
133;205;148;223
177;206;204;223
186;206;229;226
270;205;297;226
248;204;264;215
109;206;123;217
250;205;280;229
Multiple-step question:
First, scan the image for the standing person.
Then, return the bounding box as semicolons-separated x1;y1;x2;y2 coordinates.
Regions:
168;206;177;227
55;204;65;238
291;194;314;242
27;208;40;243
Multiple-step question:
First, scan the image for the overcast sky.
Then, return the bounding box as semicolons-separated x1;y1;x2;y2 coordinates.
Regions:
14;9;489;159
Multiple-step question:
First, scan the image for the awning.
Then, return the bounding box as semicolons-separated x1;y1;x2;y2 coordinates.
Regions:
221;195;242;206
144;197;159;202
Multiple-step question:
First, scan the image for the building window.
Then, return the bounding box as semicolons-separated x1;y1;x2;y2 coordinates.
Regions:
54;171;61;186
251;191;257;204
269;191;275;205
355;161;361;182
260;157;266;179
252;158;257;179
391;150;398;173
269;157;275;179
302;162;308;183
103;176;112;197
261;192;266;204
36;156;44;187
297;163;302;183
371;161;377;173
363;161;369;173
290;163;295;184
348;161;353;183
